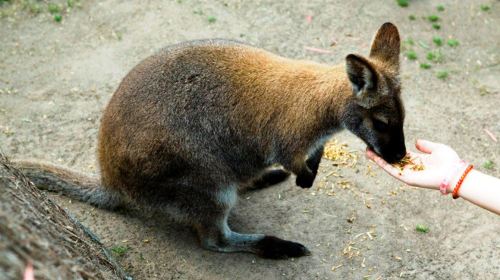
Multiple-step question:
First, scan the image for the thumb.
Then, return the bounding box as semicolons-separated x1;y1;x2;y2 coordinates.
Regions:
415;139;440;154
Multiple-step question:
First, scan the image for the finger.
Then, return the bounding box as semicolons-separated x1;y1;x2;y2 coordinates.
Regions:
415;139;440;154
365;149;378;160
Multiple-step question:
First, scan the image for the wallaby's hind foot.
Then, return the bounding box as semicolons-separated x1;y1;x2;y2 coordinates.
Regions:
248;168;291;191
195;215;310;259
254;236;311;259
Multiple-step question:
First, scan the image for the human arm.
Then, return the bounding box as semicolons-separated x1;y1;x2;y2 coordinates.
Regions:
366;139;500;215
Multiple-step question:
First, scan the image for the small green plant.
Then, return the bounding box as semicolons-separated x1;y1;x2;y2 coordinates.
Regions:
207;16;216;23
447;39;459;47
432;23;441;30
427;15;440;22
426;50;444;62
437;5;445;12
483;160;495;170
418;40;430;49
420;63;431;69
405;50;417;60
193;9;203;15
433;36;443;46
27;2;42;14
408;14;416;20
480;4;490;11
47;3;61;14
403;38;415;46
54;14;62;22
416;224;429;233
138;253;146;261
436;70;449;80
115;31;123;40
111;246;129;257
396;0;409;7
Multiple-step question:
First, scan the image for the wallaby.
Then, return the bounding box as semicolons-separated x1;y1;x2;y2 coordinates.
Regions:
15;22;406;259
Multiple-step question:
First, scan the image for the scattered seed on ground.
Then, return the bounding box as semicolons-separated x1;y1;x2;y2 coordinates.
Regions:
323;140;357;167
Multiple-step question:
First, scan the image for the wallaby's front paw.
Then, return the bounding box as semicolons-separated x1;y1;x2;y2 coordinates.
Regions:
256;236;311;259
295;171;316;188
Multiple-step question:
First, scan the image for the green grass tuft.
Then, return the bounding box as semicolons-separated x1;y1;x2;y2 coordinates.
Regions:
480;4;490;12
432;36;443;46
426;50;444;62
427;15;440;22
432;23;441;30
483;160;495;170
110;246;129;257
396;0;409;7
420;63;431;69
405;50;417;60
436;70;449;80
47;3;61;14
207;15;216;23
447;39;459;47
408;14;416;20
437;5;445;12
416;224;429;233
403;38;415;46
54;13;62;22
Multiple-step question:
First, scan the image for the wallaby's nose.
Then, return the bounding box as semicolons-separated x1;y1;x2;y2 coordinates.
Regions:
394;151;406;161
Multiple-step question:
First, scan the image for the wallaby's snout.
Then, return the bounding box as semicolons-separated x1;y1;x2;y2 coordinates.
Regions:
377;129;407;163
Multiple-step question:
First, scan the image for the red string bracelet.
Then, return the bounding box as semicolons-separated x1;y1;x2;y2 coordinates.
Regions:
452;164;474;199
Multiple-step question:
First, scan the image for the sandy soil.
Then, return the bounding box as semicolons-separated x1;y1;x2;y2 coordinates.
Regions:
1;0;499;279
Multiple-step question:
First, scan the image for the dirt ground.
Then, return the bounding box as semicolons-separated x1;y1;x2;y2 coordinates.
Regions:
1;0;499;279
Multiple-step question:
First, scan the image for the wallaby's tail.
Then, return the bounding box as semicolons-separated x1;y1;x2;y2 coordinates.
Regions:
12;160;123;210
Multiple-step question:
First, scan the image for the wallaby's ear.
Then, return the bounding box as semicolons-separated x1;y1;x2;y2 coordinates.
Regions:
369;22;400;69
345;54;382;108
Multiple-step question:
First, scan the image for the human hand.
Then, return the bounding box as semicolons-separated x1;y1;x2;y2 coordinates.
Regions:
366;139;464;191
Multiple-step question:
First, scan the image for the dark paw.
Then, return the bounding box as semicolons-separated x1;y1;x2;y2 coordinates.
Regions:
295;173;315;188
256;236;311;259
253;169;291;189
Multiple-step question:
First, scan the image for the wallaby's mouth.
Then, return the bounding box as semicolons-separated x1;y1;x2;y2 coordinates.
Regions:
367;145;406;164
385;154;405;164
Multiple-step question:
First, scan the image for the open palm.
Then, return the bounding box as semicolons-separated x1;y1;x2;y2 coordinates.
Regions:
366;140;462;190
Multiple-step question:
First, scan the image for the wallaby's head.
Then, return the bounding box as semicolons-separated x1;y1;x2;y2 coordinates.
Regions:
342;22;406;163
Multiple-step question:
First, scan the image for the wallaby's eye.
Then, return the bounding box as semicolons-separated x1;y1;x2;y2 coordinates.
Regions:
373;119;389;132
